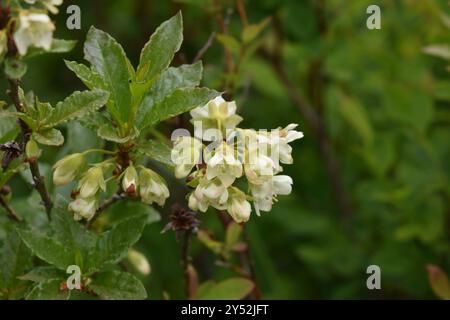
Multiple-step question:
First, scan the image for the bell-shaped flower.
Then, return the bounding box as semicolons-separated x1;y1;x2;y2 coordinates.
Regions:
227;187;251;223
191;177;228;212
190;96;243;140
244;149;276;185
13;10;55;55
77;166;106;198
171;136;203;179
122;165;139;195
250;175;293;215
52;153;84;186
204;142;242;187
139;168;169;206
68;196;97;221
278;124;303;164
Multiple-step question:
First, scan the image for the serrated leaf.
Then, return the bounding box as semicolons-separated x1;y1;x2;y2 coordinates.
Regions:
136;62;203;127
26;279;70;300
138;140;173;167
1;230;32;289
139;87;219;129
64;60;108;92
137;12;183;84
97;123;139;143
93;214;147;268
197;278;254;300
88;270;147;300
84;27;132;124
18;266;63;283
43;90;109;129
18;229;74;270
33;128;64;146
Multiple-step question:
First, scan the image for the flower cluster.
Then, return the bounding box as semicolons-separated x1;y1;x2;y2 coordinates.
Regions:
52;153;170;221
172;96;303;223
0;0;61;59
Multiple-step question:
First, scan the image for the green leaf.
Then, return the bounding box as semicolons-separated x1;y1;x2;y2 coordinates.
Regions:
136;62;203;126
51;206;97;271
242;17;271;44
88;270;147;300
64;60;108;92
216;34;241;55
26;279;70;300
338;93;373;145
18;266;63;283
139;87;219;128
197;278;254;300
18;229;74;270
97;123;139;143
84;27;132;124
43;90;109;129
0;114;20;144
138;140;173;167
0;111;37;130
93;214;147;267
33;129;64;146
225;223;243;250
4;57;27;79
136;12;183;84
1;230;32;289
107;201;161;225
197;230;224;256
25;39;77;58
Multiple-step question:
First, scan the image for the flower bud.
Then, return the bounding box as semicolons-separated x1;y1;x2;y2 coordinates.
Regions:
78;166;105;198
227;187;251;223
25;138;41;160
122;165;139;195
139;168;169;206
68;197;97;221
171;136;203;179
127;249;151;276
53;153;85;186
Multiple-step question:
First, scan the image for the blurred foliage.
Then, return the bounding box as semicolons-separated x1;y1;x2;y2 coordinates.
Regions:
2;0;450;299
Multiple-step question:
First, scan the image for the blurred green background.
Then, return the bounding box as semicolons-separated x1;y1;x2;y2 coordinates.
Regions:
2;0;450;299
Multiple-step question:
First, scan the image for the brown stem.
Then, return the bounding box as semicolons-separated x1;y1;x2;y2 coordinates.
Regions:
216;211;262;299
7;78;53;221
236;0;249;27
0;195;22;222
181;230;194;299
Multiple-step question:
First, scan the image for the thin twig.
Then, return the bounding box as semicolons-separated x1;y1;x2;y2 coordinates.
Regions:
7;78;53;221
193;31;217;63
181;230;194;299
236;0;248;27
0;195;22;222
86;192;123;229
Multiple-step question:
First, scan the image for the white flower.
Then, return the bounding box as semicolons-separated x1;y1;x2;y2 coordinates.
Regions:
227;187;251;223
190;178;229;212
171;136;203;179
190;96;243;141
139;168;170;206
204;142;242;187
244;150;276;185
127;249;151;276
69;196;97;221
250;175;293;215
13;11;55;55
52;153;84;186
25;0;63;14
122;165;138;195
77;166;105;198
278;124;303;164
